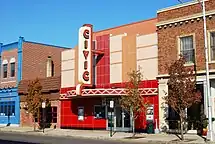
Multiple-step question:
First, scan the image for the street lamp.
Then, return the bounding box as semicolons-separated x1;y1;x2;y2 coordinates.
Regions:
42;101;46;133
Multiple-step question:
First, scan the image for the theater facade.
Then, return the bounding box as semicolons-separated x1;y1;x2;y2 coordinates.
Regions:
60;19;159;131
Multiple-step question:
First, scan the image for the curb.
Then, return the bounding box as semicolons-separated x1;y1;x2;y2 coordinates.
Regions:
0;129;209;144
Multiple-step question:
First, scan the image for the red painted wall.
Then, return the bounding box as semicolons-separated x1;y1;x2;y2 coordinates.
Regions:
61;98;106;129
96;35;110;88
60;80;159;130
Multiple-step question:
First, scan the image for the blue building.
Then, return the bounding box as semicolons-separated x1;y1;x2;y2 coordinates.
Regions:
0;37;68;126
0;37;23;126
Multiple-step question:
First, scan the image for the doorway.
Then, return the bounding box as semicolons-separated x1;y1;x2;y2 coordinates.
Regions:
106;98;131;131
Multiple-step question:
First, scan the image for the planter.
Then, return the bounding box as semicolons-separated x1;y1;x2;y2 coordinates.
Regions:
202;128;207;136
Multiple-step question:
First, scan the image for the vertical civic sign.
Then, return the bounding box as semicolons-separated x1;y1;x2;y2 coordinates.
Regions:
78;24;93;86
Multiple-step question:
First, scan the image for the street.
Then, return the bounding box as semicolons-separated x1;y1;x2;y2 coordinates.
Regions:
0;132;140;144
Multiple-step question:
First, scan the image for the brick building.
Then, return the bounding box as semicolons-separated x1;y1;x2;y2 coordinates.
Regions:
0;36;69;127
156;0;215;132
60;19;159;132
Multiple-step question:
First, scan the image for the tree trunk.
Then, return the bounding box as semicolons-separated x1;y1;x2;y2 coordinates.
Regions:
131;110;135;137
180;117;184;141
33;116;36;131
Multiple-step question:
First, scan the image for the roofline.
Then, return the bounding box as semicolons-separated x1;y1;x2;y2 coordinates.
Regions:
94;17;157;33
25;41;71;49
157;0;208;13
2;42;18;47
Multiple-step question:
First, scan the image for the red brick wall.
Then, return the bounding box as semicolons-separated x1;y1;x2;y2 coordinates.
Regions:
158;2;215;75
20;100;61;128
158;0;214;22
22;42;68;80
1;48;18;88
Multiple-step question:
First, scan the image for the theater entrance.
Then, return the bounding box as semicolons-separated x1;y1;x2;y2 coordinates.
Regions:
106;98;131;131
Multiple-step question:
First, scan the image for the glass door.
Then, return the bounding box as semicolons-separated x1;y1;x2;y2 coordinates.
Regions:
123;110;131;128
107;106;131;131
107;106;114;128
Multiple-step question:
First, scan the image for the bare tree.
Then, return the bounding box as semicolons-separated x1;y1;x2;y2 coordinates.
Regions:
165;56;201;140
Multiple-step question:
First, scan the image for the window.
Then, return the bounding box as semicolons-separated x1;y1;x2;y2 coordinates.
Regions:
78;107;84;121
46;56;54;77
10;62;15;77
3;64;7;78
210;32;215;61
0;101;15;116
94;105;105;119
35;106;57;123
46;106;57;123
180;36;194;63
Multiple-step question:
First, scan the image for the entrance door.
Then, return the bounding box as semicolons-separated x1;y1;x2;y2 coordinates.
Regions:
107;106;131;131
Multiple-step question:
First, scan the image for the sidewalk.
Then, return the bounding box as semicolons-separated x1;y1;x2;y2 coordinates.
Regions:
0;126;213;144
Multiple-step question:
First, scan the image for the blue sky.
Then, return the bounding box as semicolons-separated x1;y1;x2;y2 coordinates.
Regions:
0;0;192;48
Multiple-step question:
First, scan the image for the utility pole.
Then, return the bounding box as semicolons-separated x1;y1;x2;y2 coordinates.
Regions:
176;0;214;141
201;0;214;141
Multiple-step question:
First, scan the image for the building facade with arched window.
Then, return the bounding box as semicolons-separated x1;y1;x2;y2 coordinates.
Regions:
0;37;69;127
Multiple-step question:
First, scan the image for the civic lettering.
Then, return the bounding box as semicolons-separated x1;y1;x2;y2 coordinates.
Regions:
83;29;89;39
83;71;89;81
83;51;89;60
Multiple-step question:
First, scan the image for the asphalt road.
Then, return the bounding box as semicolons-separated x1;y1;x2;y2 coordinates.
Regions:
0;132;137;144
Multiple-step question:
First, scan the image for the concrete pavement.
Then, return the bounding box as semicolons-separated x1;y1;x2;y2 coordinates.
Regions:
0;126;213;144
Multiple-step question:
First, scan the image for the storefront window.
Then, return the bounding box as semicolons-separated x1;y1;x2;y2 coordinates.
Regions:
94;105;105;119
78;107;84;121
0;101;15;116
47;106;58;123
35;106;57;123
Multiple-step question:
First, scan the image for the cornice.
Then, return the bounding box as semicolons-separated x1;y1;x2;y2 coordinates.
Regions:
157;0;208;14
156;10;215;30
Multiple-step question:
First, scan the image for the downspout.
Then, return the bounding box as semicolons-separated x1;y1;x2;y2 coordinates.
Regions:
17;36;24;125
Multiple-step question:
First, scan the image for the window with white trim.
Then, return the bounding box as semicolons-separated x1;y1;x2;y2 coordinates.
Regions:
10;58;16;77
210;32;215;61
2;60;8;78
180;36;194;63
46;56;54;77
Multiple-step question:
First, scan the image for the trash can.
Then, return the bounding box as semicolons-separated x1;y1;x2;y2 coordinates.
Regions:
146;120;154;134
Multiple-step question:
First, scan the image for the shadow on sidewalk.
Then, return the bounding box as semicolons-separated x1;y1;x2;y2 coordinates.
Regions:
25;128;56;133
123;133;146;139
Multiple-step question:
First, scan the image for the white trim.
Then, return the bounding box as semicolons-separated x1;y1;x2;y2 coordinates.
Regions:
1;80;16;84
63;88;158;98
2;60;8;65
177;34;196;64
208;30;215;62
156;9;215;27
9;58;16;63
157;0;208;13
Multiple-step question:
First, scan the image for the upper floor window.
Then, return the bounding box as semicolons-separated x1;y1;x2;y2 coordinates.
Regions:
46;56;54;77
210;32;215;61
10;58;16;77
180;36;194;63
2;60;8;78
